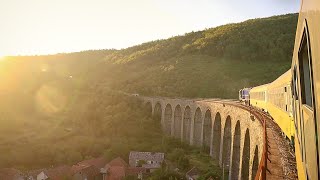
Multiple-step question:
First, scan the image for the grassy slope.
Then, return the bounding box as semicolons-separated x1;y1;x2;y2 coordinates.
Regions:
94;13;297;98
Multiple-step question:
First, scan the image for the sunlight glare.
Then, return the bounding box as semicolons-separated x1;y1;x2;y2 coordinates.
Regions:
35;84;67;115
0;53;5;61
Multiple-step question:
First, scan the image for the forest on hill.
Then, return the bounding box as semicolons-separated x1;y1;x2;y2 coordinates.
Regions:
0;13;298;174
2;13;297;99
0;89;223;179
99;14;297;98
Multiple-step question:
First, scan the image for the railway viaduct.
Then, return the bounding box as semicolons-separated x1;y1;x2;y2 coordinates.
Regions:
139;96;264;180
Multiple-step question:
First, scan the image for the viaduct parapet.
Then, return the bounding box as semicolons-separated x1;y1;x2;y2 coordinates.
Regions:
139;96;263;180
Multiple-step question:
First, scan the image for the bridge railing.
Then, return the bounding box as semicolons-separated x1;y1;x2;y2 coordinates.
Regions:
254;114;267;180
139;97;268;179
223;102;267;180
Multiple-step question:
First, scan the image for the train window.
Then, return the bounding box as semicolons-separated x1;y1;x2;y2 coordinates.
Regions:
298;30;313;108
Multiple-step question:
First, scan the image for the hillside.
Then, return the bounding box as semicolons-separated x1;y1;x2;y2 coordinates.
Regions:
97;14;297;98
2;14;297;99
0;13;298;172
0;89;223;179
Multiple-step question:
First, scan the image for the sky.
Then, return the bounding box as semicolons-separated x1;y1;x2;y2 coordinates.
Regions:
0;0;300;56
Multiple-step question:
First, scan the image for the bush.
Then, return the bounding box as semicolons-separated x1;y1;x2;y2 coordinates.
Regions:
178;156;190;170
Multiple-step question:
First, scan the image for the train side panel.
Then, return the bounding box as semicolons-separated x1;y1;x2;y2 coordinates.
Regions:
250;84;268;111
295;133;307;180
267;70;295;141
291;0;320;179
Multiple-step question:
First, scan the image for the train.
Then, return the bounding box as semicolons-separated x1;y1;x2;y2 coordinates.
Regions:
238;88;250;105
239;0;320;179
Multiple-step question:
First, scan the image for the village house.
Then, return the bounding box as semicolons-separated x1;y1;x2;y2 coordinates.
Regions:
126;167;147;179
69;156;108;180
27;157;107;180
26;165;72;180
44;165;72;180
1;155;159;180
129;151;164;172
103;157;128;180
71;163;102;180
102;157;148;180
26;169;46;180
78;157;108;169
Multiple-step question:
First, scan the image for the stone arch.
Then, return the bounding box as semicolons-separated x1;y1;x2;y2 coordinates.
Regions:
241;129;250;180
252;145;259;180
164;104;173;135
203;109;212;153
174;105;182;139
193;107;202;146
154;102;162;121
183;106;191;143
231;121;241;180
222;116;232;171
144;102;152;117
212;112;221;161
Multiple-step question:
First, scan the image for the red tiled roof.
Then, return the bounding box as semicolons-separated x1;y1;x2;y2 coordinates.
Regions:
0;168;24;180
78;156;108;169
71;164;100;178
107;157;128;167
45;165;72;180
106;166;126;180
71;164;91;174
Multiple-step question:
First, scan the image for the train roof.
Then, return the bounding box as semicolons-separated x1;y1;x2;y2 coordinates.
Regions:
268;69;291;88
273;69;291;82
250;83;269;92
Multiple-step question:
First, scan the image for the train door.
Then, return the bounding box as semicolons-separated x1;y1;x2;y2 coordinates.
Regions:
292;69;299;145
284;86;288;112
287;84;293;115
297;22;319;180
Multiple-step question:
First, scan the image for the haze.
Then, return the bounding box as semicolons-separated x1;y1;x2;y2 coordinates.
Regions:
0;0;299;56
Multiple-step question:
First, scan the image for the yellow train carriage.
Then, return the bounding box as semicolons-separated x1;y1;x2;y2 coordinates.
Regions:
291;0;320;179
249;84;269;111
267;70;295;143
